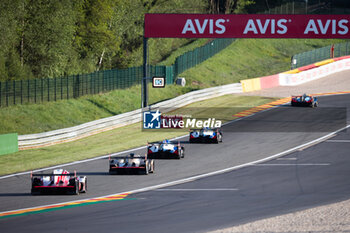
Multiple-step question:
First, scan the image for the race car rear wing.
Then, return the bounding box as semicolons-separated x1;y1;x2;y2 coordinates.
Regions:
31;170;77;178
109;155;148;160
147;140;181;144
147;141;181;146
189;128;220;131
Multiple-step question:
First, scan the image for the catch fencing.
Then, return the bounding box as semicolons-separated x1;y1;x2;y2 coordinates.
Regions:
0;39;234;107
291;42;350;69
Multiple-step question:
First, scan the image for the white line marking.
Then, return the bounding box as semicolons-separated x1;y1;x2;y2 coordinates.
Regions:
0;124;348;216
252;163;330;166
155;188;238;191
326;140;350;143
0;99;282;180
1;92;345;180
276;158;298;160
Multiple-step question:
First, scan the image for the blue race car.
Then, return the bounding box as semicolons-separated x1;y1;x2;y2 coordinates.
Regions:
189;128;222;143
291;94;318;107
147;139;184;159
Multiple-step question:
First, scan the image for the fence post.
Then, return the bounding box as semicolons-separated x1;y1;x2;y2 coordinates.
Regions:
60;77;63;100
102;72;104;92
0;82;2;107
27;79;29;103
34;79;37;104
89;74;93;94
86;74;88;95
54;77;56;101
41;78;43;102
13;80;15;105
48;78;50;102
67;76;69;99
20;80;23;105
73;74;80;98
5;81;8;107
142;37;148;108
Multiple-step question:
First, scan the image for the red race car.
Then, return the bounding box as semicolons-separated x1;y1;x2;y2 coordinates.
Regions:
31;169;87;195
291;94;318;107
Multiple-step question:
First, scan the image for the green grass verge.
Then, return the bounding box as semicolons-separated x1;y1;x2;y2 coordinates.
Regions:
0;95;277;176
0;84;194;135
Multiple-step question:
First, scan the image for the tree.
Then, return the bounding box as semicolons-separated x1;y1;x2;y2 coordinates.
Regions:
74;0;120;71
0;0;29;80
23;0;77;78
208;0;255;14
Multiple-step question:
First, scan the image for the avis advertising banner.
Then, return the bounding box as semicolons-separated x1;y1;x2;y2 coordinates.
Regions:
144;14;350;39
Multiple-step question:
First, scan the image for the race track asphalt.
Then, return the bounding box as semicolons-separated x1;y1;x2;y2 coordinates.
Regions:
1;94;350;233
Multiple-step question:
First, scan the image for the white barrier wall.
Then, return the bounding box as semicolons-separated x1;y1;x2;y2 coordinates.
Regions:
18;83;242;149
279;58;350;86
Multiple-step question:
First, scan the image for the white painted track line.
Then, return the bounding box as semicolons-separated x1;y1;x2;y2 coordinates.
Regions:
252;163;330;166
326;140;350;143
0;124;348;215
155;188;239;191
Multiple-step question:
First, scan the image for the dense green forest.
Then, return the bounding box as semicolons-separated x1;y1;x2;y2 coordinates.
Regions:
0;0;348;81
0;0;251;81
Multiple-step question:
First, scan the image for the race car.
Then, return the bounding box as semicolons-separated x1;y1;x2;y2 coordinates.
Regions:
189;127;223;143
109;153;154;175
147;139;185;159
291;94;318;107
31;169;87;195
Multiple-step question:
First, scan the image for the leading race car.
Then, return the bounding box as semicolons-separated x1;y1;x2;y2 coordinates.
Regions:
189;127;223;143
31;169;87;195
109;153;154;175
291;94;318;107
147;139;185;159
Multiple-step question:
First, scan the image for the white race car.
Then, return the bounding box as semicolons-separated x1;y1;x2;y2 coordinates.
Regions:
109;153;154;175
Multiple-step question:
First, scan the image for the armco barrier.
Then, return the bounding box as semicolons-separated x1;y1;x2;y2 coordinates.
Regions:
279;57;350;86
18;83;242;149
260;74;280;89
0;133;18;155
240;78;261;92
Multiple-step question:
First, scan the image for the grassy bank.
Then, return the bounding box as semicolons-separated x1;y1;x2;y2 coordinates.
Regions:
0;95;277;175
0;38;347;135
181;39;347;88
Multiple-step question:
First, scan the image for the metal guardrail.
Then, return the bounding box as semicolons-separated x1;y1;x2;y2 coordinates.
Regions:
18;83;242;149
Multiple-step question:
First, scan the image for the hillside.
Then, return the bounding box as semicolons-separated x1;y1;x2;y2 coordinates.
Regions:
0;38;347;135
